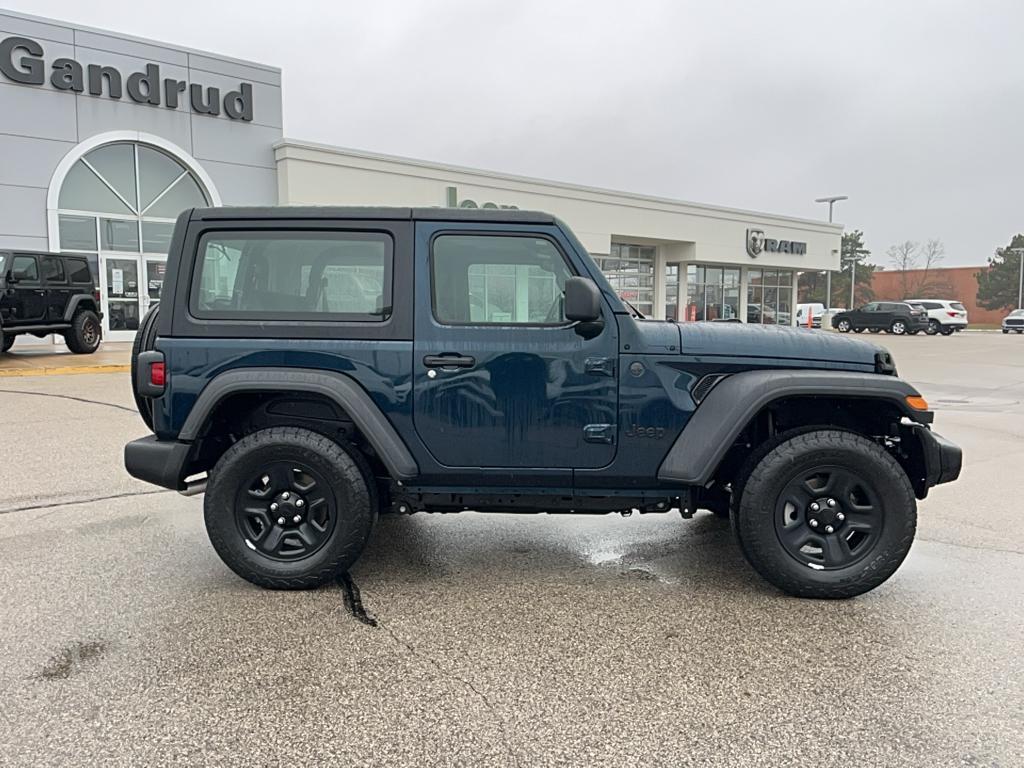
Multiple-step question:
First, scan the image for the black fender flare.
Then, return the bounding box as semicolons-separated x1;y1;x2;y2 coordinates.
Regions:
179;367;418;481
656;369;930;485
63;294;99;322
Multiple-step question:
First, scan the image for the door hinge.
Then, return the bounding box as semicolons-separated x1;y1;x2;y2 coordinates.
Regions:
583;423;615;444
584;357;615;377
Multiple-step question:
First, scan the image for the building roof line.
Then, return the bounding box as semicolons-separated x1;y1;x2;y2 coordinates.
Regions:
274;138;844;232
0;7;281;74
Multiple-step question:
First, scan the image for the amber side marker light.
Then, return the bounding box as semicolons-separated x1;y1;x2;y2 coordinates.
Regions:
906;395;929;411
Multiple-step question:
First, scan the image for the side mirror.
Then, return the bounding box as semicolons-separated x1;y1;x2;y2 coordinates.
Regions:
564;276;602;322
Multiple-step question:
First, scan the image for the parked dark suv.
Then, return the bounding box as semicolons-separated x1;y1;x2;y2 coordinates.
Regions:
0;251;103;353
831;301;929;335
124;207;961;599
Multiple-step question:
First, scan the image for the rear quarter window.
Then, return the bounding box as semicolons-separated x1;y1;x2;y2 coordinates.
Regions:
66;259;93;284
951;302;966;311
190;230;393;322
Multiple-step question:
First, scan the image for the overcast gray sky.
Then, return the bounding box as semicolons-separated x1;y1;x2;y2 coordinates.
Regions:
11;0;1024;266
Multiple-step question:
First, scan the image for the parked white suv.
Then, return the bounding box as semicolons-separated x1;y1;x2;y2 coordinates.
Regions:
906;299;968;336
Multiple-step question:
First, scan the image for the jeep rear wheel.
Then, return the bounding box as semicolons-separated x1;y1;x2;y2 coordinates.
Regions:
204;427;377;590
734;429;916;599
64;310;101;354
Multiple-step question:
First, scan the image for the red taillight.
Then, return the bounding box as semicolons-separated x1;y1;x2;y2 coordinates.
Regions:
93;289;101;303
150;362;166;387
947;311;958;317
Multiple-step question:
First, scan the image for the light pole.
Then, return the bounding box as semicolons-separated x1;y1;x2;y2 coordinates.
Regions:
1011;247;1024;309
815;196;848;309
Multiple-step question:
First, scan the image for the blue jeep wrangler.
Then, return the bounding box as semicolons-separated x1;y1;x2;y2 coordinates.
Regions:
125;207;961;598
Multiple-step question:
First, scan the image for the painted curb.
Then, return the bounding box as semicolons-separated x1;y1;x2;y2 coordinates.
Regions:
0;364;130;377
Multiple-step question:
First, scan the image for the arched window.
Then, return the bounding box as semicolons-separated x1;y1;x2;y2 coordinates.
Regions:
54;141;211;335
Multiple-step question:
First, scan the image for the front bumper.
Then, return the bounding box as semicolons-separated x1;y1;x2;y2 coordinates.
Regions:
124;435;191;491
904;424;962;496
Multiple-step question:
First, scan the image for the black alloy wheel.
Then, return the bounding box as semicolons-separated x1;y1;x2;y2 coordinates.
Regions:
234;461;335;561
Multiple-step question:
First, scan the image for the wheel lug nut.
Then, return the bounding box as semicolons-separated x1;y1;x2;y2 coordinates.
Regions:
810;503;820;512
282;492;290;500
292;514;301;524
836;512;845;521
277;516;286;525
825;525;835;533
270;503;278;512
809;519;819;528
296;499;304;508
827;499;836;507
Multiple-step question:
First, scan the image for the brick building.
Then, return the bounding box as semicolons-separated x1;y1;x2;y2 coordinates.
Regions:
871;266;1004;324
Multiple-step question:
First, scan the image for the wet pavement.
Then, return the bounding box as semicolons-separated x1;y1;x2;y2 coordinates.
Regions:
1;333;1022;766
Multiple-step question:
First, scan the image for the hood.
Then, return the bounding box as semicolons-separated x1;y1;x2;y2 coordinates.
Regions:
675;321;884;367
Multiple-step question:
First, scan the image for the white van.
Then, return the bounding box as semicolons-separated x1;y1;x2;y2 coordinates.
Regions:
796;303;826;328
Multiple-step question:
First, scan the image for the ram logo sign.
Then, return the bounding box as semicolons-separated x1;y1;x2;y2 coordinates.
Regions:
746;228;807;259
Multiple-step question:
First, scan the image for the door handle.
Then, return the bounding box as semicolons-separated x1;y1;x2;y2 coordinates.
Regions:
423;354;476;369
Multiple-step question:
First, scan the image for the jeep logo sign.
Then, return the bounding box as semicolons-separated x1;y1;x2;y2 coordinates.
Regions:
0;36;254;121
746;228;807;259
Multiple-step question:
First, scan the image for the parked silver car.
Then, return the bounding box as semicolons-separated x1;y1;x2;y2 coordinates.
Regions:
1002;309;1024;334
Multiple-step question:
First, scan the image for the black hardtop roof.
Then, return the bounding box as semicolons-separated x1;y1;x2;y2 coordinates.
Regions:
0;249;86;260
189;206;556;225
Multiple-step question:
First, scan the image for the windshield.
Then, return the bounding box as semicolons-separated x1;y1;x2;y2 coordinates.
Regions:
1012;309;1024;317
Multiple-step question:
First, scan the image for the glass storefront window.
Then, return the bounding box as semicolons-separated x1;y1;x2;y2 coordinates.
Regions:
684;264;741;321
595;243;655;316
58;215;98;251
747;269;793;324
56;141;210;338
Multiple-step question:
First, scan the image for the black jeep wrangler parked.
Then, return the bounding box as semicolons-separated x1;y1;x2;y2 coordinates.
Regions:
125;207;962;598
0;251;103;353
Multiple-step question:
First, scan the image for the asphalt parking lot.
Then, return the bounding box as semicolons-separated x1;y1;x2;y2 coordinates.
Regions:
1;332;1022;767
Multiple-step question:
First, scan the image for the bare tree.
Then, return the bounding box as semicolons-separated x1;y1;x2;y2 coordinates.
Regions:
887;240;919;298
916;239;946;295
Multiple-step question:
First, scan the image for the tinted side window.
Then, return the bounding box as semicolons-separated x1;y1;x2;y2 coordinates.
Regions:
862;303;879;312
67;259;93;284
11;255;38;282
432;234;574;325
191;231;393;321
42;256;66;283
921;301;942;310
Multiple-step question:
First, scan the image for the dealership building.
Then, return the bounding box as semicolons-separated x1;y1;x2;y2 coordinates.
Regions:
1;9;841;344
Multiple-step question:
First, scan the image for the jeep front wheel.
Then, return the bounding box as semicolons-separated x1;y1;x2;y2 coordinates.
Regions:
734;430;916;599
835;319;851;333
889;319;907;335
65;310;102;354
204;427;377;589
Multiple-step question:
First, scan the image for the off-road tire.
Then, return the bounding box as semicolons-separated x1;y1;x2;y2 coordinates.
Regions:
64;309;101;354
205;427;377;590
734;429;916;599
131;305;160;430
